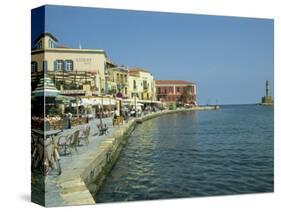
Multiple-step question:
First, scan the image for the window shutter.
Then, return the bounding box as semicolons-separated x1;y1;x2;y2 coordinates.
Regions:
54;60;57;71
45;61;48;71
43;61;48;73
64;61;67;71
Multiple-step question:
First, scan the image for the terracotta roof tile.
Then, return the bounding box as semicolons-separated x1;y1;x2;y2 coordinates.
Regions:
129;67;149;73
156;80;195;85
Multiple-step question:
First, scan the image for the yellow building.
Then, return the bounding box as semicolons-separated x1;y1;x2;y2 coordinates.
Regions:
31;32;107;96
127;67;157;104
105;60;129;99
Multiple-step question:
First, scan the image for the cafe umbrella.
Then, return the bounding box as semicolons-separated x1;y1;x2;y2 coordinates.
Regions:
32;75;60;97
32;75;60;118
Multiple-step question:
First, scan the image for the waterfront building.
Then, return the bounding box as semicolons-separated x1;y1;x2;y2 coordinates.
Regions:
261;80;273;105
105;60;129;99
127;67;157;105
31;32;107;97
156;80;197;106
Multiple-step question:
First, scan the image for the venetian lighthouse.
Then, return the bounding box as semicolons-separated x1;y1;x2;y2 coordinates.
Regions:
261;80;273;105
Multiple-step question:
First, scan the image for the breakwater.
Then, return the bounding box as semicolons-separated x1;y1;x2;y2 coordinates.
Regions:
55;106;218;205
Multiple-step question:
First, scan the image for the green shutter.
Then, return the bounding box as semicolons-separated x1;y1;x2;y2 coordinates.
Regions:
54;60;57;71
64;61;67;71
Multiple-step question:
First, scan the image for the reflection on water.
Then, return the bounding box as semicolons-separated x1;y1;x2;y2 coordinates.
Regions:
96;105;273;203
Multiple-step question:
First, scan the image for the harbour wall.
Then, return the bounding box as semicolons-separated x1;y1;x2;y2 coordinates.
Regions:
57;106;218;205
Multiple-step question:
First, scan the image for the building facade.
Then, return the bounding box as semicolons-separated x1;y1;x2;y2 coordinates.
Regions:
156;80;197;106
128;68;156;103
105;60;129;99
31;33;107;96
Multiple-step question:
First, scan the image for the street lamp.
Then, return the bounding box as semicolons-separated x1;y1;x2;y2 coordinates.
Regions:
134;88;137;117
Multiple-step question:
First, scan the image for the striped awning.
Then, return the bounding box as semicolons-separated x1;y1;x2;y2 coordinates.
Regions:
32;75;60;97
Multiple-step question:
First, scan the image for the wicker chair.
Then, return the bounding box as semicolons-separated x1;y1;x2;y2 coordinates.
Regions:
67;130;80;156
57;135;70;156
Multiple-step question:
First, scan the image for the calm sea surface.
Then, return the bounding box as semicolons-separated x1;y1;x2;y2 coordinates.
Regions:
96;105;274;203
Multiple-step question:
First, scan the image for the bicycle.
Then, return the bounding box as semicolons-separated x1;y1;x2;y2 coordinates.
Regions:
31;134;44;174
43;137;62;176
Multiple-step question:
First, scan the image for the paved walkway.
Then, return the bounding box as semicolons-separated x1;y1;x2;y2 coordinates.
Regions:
44;116;133;206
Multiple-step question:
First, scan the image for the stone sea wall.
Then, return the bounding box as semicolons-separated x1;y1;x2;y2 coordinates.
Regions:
58;106;218;205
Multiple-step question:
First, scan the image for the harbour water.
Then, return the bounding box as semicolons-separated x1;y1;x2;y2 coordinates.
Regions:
96;105;274;203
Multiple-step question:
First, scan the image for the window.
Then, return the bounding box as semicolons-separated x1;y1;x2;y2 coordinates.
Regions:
36;40;42;49
43;61;48;73
169;87;172;93
65;60;73;71
158;87;161;94
48;39;55;48
124;75;127;82
133;80;137;90
125;87;127;95
164;88;167;94
117;73;120;82
54;60;64;71
177;87;180;93
31;62;37;73
143;80;148;89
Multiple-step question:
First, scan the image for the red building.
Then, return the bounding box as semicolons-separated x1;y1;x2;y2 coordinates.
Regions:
156;80;197;106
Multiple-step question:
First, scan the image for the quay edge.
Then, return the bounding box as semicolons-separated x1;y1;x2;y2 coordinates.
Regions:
55;106;218;206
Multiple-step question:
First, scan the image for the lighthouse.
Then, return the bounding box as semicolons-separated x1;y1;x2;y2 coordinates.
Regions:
261;80;273;105
266;80;270;97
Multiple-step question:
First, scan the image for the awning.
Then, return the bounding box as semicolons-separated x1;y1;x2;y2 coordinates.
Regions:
32;75;60;97
71;97;117;107
55;95;75;104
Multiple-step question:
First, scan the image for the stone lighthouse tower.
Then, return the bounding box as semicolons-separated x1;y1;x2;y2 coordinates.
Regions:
261;80;273;105
266;80;270;97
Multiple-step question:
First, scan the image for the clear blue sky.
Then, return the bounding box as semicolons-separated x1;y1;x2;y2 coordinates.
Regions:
32;5;274;105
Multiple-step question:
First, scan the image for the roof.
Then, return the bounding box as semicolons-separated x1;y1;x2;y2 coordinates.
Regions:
56;44;68;48
156;80;195;85
31;48;106;55
34;32;58;44
108;67;128;73
129;67;149;73
128;70;140;77
106;59;117;66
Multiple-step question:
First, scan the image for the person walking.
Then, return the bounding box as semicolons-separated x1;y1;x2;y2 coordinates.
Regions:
113;108;118;126
67;112;72;129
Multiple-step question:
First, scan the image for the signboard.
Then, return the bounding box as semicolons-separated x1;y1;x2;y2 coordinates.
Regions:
75;58;93;65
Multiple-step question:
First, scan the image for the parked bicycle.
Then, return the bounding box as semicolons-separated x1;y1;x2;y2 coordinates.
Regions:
43;137;62;176
31;134;44;174
31;129;62;176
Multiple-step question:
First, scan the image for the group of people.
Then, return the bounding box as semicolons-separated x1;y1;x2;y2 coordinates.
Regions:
111;105;159;126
